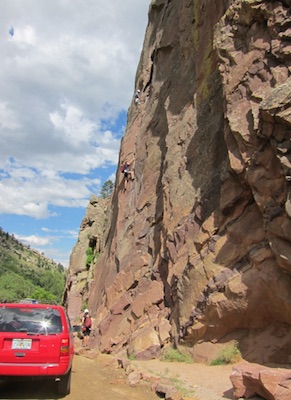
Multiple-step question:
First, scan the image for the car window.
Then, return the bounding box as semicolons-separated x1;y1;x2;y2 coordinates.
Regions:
64;312;73;332
0;307;62;334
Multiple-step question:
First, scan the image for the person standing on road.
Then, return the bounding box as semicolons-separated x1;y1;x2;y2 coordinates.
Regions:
82;309;92;347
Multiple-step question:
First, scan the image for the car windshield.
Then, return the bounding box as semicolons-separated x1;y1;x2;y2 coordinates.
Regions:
0;307;62;334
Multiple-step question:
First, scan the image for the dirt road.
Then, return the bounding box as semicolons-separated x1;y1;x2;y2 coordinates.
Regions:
0;354;158;400
67;354;158;400
0;353;263;400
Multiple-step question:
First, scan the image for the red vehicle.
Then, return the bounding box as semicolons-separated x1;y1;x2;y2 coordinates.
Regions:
0;302;74;395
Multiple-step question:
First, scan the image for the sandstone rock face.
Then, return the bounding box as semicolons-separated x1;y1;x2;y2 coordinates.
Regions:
63;195;109;324
65;0;291;364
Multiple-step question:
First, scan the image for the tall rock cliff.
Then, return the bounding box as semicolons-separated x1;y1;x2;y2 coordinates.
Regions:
65;0;291;364
63;195;109;322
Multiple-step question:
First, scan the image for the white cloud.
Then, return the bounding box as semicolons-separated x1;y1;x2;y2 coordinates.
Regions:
15;234;52;247
41;227;79;239
49;101;98;146
40;248;71;268
0;102;20;130
12;25;37;46
0;163;100;218
0;1;148;214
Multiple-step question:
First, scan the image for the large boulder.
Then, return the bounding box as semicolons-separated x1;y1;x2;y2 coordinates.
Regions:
230;363;291;400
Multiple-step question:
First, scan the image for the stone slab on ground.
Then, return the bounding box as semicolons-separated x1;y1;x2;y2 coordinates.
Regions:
230;362;291;400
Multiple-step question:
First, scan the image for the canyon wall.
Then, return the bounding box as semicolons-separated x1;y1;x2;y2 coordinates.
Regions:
63;195;109;323
64;0;291;364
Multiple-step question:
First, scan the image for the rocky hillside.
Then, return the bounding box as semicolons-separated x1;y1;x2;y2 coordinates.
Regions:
0;228;66;303
64;0;291;365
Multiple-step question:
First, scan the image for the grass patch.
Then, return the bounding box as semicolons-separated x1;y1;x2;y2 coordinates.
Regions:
147;367;169;378
148;368;196;397
210;342;242;366
160;347;193;363
170;377;196;397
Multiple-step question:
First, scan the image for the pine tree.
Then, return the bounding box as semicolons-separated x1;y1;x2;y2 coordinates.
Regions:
100;180;114;198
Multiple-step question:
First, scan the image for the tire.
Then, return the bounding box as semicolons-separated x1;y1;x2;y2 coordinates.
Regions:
57;369;71;396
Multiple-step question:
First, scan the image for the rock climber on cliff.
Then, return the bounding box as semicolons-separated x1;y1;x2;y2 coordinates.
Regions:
120;156;135;190
134;89;141;105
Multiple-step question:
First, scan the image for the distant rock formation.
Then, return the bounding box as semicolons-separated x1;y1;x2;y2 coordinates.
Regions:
63;195;109;324
64;0;291;364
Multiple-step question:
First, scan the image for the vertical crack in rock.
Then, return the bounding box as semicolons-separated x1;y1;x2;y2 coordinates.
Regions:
64;0;291;365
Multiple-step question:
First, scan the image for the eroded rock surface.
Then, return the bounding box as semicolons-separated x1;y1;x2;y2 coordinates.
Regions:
64;0;291;365
63;195;109;323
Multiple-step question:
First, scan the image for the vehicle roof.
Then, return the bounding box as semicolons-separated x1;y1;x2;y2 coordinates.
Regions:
0;303;65;310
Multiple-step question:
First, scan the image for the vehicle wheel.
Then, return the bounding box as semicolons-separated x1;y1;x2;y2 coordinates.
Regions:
57;369;71;396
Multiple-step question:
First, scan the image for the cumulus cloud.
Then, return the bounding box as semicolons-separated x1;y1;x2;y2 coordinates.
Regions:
0;161;101;218
0;0;149;219
15;234;53;247
49;101;98;146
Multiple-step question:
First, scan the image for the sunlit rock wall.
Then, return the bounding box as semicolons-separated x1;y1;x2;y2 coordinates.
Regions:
67;0;291;364
63;195;108;325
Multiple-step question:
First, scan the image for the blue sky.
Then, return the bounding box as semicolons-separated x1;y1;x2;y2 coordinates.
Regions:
0;0;150;267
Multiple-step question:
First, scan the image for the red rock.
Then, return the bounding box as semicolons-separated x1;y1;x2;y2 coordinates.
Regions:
230;363;291;400
154;382;183;400
110;293;132;315
126;370;142;386
64;0;291;366
131;280;164;318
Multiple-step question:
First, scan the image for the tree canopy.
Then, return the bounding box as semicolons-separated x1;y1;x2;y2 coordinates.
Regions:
100;180;114;198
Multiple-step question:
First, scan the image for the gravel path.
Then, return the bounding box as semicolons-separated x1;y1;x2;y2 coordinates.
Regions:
131;359;262;400
133;359;236;400
77;348;264;400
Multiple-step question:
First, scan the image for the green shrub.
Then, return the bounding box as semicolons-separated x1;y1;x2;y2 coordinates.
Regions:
210;342;242;366
86;247;94;265
32;288;56;303
160;347;193;363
